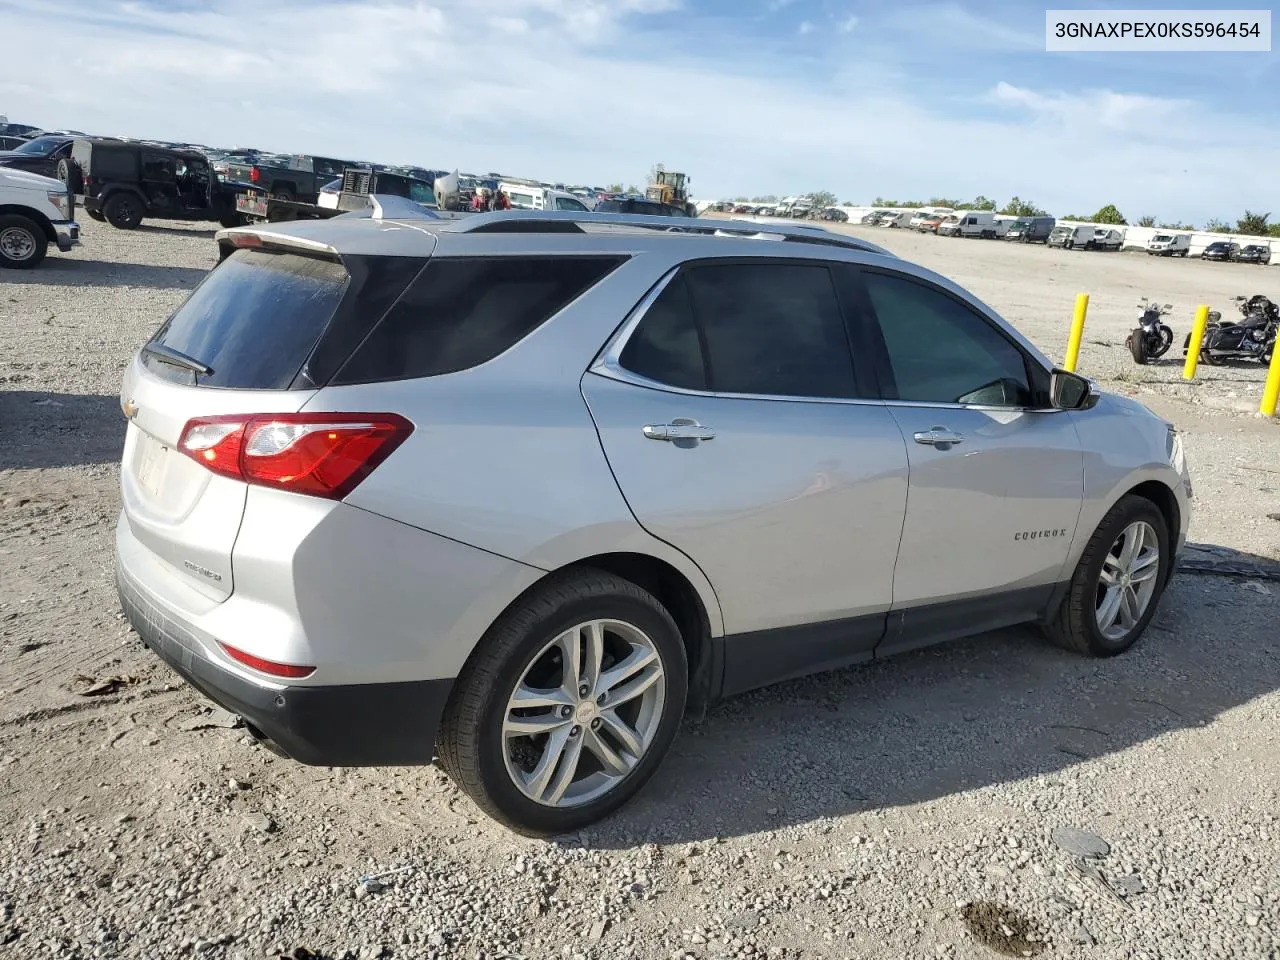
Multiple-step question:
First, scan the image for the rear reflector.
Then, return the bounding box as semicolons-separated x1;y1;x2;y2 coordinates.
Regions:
226;233;262;248
217;641;315;679
178;412;413;499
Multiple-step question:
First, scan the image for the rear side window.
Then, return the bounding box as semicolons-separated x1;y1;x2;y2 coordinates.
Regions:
148;249;349;389
686;263;856;398
618;262;857;399
332;256;624;384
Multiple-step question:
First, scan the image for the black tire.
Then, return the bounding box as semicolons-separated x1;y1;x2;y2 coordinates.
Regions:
218;213;248;228
0;214;48;269
438;569;688;836
86;208;106;222
103;193;143;230
1152;324;1174;359
1127;328;1148;364
1179;249;1188;257
270;187;295;202
1043;495;1171;657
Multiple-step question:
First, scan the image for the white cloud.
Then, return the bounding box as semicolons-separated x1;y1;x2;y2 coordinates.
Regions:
0;0;1271;223
797;20;814;35
767;0;799;10
837;14;859;33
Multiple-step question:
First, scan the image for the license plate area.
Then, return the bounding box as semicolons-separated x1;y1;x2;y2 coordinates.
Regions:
134;433;172;499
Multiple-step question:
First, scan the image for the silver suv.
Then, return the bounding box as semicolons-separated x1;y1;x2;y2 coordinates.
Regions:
116;209;1191;835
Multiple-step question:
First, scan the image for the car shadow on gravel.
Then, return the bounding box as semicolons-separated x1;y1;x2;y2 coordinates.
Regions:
588;553;1280;847
0;258;208;290
0;391;125;468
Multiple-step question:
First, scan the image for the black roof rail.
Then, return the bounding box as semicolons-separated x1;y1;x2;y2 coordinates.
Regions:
448;210;895;256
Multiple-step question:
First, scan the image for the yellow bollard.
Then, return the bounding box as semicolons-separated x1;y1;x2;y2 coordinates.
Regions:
1261;340;1280;417
1063;293;1089;372
1183;305;1211;380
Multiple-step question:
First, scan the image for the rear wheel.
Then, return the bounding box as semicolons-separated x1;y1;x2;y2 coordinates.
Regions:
438;570;688;835
1127;328;1148;364
0;215;48;269
103;193;143;229
1044;495;1170;657
270;187;295;203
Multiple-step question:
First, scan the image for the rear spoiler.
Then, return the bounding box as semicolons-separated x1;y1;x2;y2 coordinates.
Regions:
214;225;339;262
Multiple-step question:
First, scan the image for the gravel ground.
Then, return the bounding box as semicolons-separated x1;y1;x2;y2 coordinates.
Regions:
1;217;1279;960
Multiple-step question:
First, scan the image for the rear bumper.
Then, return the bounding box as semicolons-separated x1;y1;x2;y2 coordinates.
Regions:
116;562;453;766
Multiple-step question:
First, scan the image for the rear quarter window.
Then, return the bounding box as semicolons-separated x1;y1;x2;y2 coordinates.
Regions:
332;256;625;383
148;249;349;389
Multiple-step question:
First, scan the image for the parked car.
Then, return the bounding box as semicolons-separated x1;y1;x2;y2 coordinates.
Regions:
0;134;75;180
916;214;947;234
72;138;240;229
1146;233;1190;257
819;207;848;222
1088;228;1123;252
1003;217;1056;242
500;182;592;212
1235;244;1272;265
0;166;79;268
0;135;33;151
938;211;997;238
594;197;690;217
115;208;1190;835
1201;240;1239;262
878;211;913;228
1048;224;1094;250
222;154;351;204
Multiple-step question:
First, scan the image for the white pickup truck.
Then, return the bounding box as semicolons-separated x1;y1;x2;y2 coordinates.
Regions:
0;167;79;268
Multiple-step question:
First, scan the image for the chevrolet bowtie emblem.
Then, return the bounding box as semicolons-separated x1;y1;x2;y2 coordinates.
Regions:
122;398;138;419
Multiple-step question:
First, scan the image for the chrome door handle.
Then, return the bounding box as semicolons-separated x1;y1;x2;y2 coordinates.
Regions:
643;421;716;442
913;426;964;447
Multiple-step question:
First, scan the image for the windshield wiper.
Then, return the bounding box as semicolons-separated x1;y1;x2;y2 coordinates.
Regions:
141;342;213;377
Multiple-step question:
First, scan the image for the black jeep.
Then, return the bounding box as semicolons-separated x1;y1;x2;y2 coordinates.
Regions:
70;139;240;230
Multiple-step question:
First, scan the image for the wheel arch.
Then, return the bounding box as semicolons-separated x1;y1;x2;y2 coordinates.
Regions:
0;204;55;242
1124;479;1182;559
495;551;722;714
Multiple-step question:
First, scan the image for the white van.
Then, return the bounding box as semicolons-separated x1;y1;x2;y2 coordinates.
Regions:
1146;233;1190;257
1047;224;1093;249
1088;228;1123;251
499;182;592;213
938;210;995;238
907;206;953;230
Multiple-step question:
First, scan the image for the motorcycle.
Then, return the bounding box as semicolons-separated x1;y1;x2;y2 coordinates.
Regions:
1183;294;1278;365
1126;297;1174;364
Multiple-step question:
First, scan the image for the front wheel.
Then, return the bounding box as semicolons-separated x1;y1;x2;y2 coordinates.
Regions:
1043;495;1171;657
1151;324;1174;359
438;570;688;835
0;214;48;269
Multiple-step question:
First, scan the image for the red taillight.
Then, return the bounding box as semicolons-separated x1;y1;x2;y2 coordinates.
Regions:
249;165;261;183
217;641;315;679
177;413;413;500
226;233;262;248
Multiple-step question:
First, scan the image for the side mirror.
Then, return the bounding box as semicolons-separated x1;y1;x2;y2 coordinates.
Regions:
1050;368;1098;410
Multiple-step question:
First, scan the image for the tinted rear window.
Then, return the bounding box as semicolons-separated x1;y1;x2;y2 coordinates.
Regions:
148;249;348;389
332;256;624;383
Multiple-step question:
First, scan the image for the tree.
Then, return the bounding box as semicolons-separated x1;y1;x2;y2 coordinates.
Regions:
1269;223;1280;238
806;190;837;209
1091;204;1126;225
606;183;624;193
1138;215;1156;227
966;195;997;211
1158;220;1195;231
1000;196;1048;217
1203;217;1231;234
647;163;664;186
625;184;640;195
1236;210;1271;236
751;194;778;203
929;197;962;209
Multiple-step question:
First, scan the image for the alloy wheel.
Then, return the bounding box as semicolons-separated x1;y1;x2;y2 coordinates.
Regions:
1095;520;1160;641
502;619;666;808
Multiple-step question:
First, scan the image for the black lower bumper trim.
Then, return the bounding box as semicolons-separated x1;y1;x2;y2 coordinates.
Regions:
117;569;453;766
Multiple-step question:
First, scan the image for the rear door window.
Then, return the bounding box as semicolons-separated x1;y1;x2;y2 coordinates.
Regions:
147;249;349;389
332;256;625;383
142;153;176;181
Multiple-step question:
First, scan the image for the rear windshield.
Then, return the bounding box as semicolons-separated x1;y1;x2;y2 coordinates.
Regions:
148;249;349;389
332;256;624;384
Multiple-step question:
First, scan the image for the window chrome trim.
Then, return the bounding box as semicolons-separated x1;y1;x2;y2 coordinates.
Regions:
589;265;1066;413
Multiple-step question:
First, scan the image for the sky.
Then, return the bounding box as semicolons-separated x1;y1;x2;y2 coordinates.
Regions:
1;0;1276;225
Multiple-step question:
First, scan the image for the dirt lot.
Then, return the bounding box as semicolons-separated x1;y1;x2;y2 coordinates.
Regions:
1;218;1278;960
